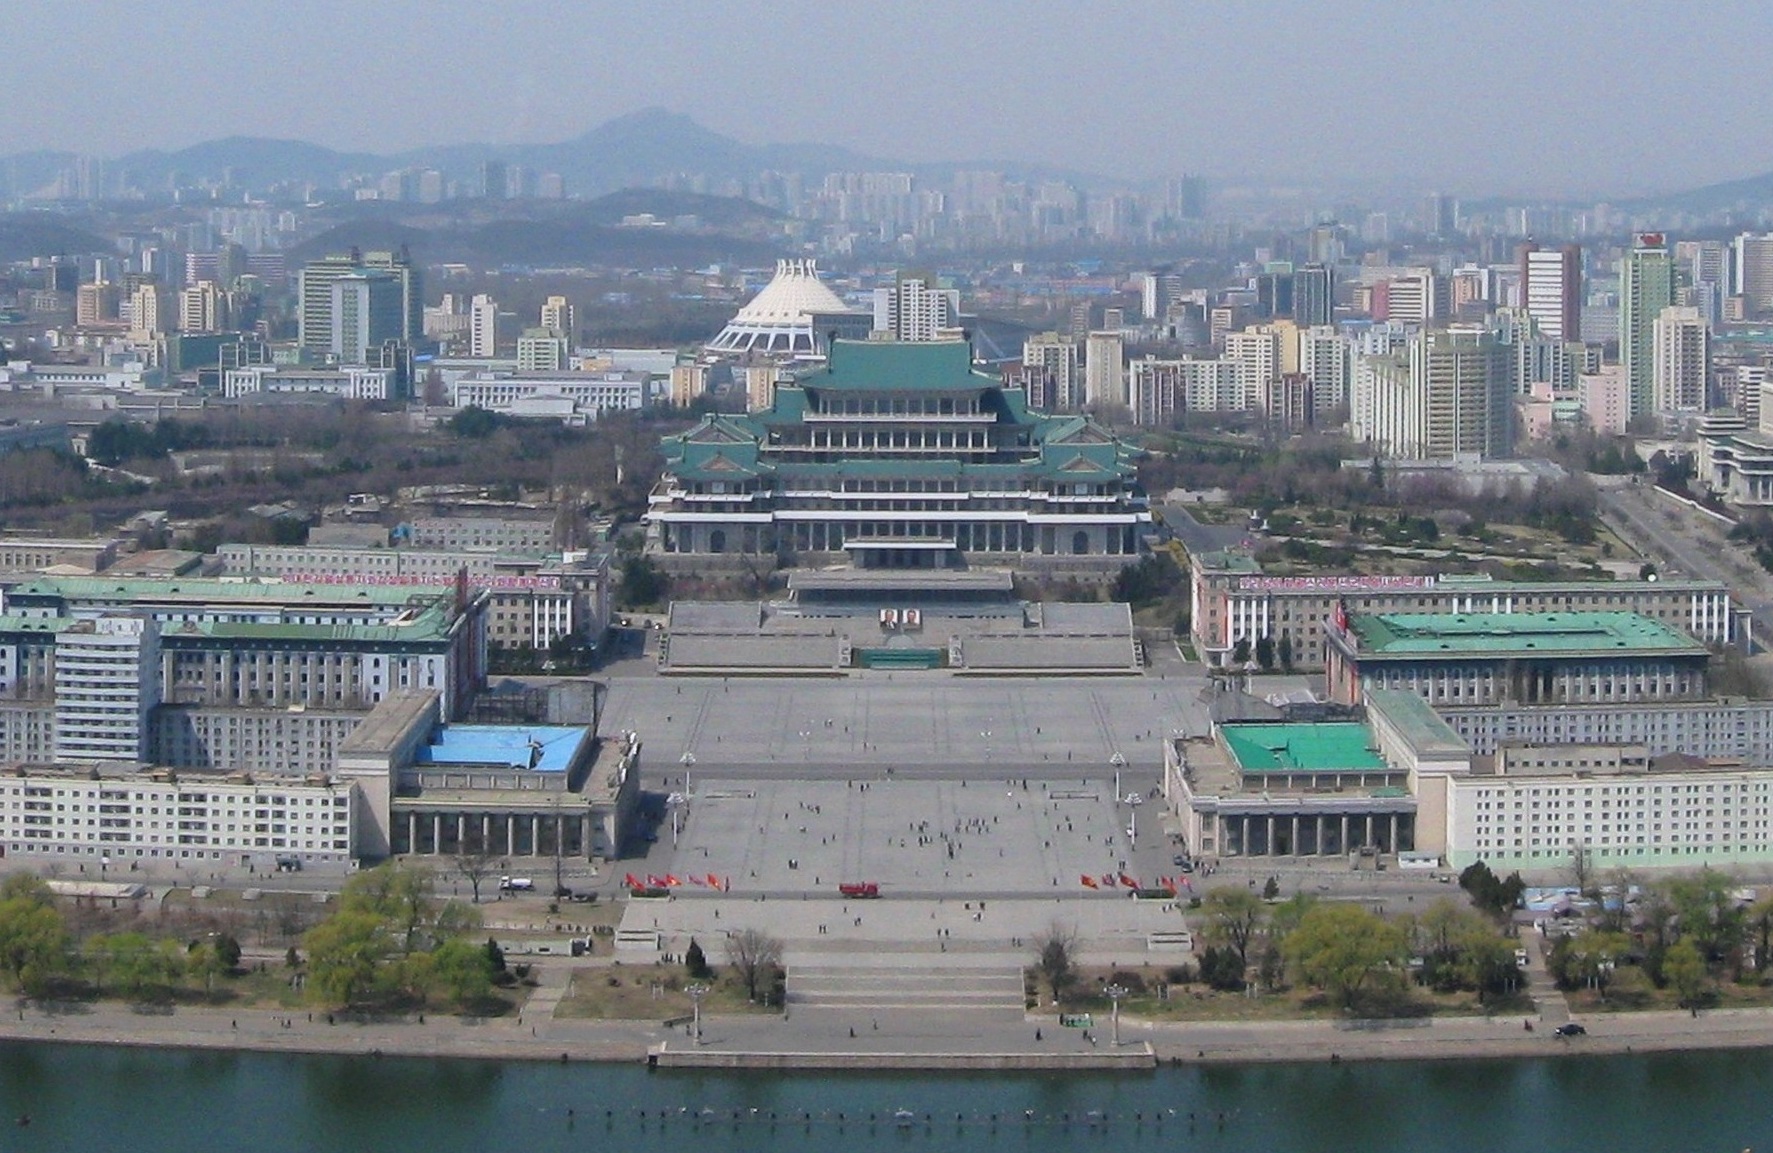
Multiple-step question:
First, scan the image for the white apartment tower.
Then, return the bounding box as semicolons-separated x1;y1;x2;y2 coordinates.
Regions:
52;616;160;764
469;294;499;358
873;276;960;341
178;281;224;332
539;295;576;342
1084;331;1126;408
1652;305;1710;413
1022;333;1081;411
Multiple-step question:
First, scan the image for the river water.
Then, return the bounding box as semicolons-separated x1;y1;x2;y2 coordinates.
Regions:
0;1041;1768;1152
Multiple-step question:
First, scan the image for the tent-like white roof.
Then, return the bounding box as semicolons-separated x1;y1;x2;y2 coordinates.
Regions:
706;259;851;357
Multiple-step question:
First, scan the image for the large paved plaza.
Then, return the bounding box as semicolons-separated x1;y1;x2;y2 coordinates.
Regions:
597;669;1255;774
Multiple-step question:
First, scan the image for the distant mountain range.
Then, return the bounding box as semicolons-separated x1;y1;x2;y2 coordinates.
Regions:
3;107;1771;219
0;107;1103;201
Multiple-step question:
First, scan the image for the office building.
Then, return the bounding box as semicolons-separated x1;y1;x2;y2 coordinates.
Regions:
1293;264;1334;326
450;369;648;423
298;249;421;354
1620;233;1675;418
1323;610;1710;708
330;272;405;363
516;328;570;372
177;281;224;333
1187;553;1739;670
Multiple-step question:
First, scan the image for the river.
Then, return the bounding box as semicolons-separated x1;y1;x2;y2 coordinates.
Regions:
0;1041;1767;1152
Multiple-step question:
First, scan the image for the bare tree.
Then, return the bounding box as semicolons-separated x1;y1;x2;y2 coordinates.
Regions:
454;850;503;904
1034;921;1079;1002
725;928;784;1002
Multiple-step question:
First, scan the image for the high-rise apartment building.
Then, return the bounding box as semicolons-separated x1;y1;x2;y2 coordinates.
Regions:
1084;331;1125;409
1652;305;1710;413
76;281;120;327
52;616;159;764
127;280;169;339
516;328;570;371
1357;328;1509;460
1299;325;1351;420
1732;232;1773;318
1022;333;1081;411
178;281;224;332
1518;242;1581;341
1620;233;1676;418
873;275;960;341
469;294;499;358
539;296;576;343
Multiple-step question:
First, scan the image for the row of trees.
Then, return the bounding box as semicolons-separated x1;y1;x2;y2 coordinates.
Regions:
1546;867;1773;1009
0;874;245;1001
1191;888;1523;1010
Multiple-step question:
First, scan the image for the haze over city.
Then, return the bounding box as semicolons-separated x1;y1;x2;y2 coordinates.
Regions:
9;0;1773;196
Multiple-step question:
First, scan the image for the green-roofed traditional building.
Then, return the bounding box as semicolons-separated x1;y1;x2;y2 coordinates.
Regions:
1324;609;1711;707
647;338;1151;568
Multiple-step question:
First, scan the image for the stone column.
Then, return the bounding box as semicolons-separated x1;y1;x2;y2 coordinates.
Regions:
506;815;516;857
531;815;541;857
1266;814;1276;857
432;814;442;855
407;812;418;856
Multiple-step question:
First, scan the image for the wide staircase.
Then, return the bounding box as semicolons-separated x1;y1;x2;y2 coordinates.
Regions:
788;962;1026;1014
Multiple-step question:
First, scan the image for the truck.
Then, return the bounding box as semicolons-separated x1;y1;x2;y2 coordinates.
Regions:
838;882;880;898
499;876;535;892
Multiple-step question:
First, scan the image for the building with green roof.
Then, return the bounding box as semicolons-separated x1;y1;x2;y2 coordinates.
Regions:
1325;609;1711;707
648;338;1150;568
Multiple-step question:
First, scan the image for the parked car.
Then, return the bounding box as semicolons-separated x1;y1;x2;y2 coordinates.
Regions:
1554;1022;1587;1037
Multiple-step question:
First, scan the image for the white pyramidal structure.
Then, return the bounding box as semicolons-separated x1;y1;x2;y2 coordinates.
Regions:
706;259;849;357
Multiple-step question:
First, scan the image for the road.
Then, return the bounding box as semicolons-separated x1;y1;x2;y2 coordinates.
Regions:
1597;481;1773;650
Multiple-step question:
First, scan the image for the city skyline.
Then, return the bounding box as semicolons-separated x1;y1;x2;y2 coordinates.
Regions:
10;0;1773;198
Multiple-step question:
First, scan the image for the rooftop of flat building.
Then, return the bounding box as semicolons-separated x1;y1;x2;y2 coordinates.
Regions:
417;724;587;774
1341;611;1709;659
337;690;440;757
1365;689;1470;759
6;575;454;607
1219;722;1389;773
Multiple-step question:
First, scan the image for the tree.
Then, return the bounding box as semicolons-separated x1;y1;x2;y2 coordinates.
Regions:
1197;945;1246;992
427;937;495;1006
1200;888;1265;971
1034;922;1079;1001
1254;635;1276;671
303;910;391;1007
1277;634;1294;673
685;938;712;980
1555;930;1632;1000
447;406;500;439
1569;842;1595;897
1230;638;1251;665
214;933;243;972
1662;938;1708;1011
1661;868;1744;969
617;555;668;610
454;851;501;905
725;928;784;1003
1262;876;1281;901
0;875;68;995
1458;861;1526;918
1283;903;1408;1010
484;937;507;975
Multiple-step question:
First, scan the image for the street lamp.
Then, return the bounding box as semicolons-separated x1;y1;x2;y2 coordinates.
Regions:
686;982;708;1044
679;751;696;798
1110;752;1126;803
1105;983;1127;1047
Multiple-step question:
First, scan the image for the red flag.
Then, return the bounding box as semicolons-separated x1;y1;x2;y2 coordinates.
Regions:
624;873;642;888
1164;878;1179;894
1119;873;1138;889
665;874;682;887
706;873;720;888
1100;874;1115;888
646;874;664;888
1080;874;1099;889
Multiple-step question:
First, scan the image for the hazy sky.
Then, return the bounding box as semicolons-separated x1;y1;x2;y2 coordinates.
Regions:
11;0;1773;197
